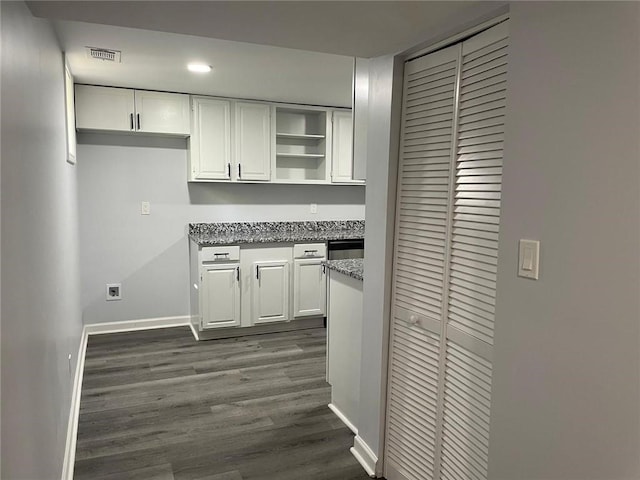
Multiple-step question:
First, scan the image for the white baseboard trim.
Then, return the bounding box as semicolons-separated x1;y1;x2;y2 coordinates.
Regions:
350;435;378;478
84;315;191;335
328;403;358;435
61;326;88;480
188;320;200;341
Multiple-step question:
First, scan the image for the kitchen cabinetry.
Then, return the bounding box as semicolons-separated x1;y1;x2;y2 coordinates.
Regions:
201;264;240;329
252;260;290;324
240;245;293;327
293;243;327;318
75;85;190;135
331;110;363;184
189;99;271;182
189;97;232;181
234;102;272;181
273;107;330;183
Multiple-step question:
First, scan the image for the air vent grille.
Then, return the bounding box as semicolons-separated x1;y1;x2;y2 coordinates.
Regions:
85;47;121;63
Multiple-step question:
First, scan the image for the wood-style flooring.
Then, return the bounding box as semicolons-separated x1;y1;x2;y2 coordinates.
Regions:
74;326;371;480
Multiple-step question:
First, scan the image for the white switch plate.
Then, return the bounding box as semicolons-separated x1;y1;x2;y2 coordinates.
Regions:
141;201;150;215
310;203;317;214
518;239;540;280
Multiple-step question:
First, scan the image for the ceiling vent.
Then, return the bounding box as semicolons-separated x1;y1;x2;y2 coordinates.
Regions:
85;47;121;63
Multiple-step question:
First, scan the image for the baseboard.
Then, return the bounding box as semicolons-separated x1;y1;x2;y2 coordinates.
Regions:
61;326;88;480
189;320;200;341
350;435;378;478
328;403;358;435
196;316;324;341
84;315;191;335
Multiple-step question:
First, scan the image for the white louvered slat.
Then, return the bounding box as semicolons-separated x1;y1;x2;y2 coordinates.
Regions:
385;42;460;480
386;20;507;480
437;21;507;480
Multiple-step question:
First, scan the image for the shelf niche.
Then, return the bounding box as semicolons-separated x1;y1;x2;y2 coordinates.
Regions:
274;108;328;182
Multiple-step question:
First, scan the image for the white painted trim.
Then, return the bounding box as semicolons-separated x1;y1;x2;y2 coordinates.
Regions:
404;12;509;61
350;435;378;478
189;320;200;341
328;403;358;435
61;326;88;480
84;315;190;335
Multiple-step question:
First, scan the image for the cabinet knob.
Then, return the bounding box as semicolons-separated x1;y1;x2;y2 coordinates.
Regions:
409;315;419;326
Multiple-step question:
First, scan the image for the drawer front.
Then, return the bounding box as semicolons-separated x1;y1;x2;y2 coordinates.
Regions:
293;243;326;259
201;245;240;262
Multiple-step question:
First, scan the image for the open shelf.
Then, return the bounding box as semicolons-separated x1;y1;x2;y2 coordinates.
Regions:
274;107;329;182
276;133;325;140
276;153;325;159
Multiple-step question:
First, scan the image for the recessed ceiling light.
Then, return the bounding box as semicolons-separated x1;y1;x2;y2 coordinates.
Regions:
188;63;212;73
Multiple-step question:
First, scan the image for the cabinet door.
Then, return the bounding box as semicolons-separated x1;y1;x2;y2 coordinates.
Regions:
134;90;190;135
293;258;326;318
190;97;232;181
75;85;134;132
331;110;361;183
252;261;289;324
201;264;240;329
234;102;271;181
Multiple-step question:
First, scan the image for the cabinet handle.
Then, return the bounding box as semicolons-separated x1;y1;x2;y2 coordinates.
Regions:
227;163;231;178
256;265;260;280
238;164;242;178
304;249;318;255
236;266;240;282
129;113;134;130
136;113;141;130
213;253;229;258
322;264;326;274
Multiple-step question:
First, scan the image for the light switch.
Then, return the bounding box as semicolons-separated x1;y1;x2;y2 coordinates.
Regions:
141;201;150;215
518;239;540;280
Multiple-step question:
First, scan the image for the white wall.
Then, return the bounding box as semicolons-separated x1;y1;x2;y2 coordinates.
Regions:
357;54;403;468
489;3;640;479
77;135;365;324
1;2;83;478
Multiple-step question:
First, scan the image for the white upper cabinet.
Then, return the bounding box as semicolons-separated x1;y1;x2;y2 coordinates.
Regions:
75;85;134;132
331;110;362;184
189;97;232;181
134;90;190;135
234;102;272;181
75;85;190;136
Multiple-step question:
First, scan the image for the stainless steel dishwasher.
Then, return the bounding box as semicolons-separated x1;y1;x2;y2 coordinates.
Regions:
327;239;364;260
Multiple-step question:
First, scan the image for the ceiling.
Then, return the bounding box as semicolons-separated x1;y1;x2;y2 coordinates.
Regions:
52;20;355;107
28;1;506;107
28;1;504;58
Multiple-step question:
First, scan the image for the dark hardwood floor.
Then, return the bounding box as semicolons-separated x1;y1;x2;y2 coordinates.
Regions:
74;326;371;480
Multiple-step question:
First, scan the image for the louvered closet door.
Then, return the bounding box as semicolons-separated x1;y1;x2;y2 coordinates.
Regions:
384;43;460;480
385;20;508;480
439;22;508;480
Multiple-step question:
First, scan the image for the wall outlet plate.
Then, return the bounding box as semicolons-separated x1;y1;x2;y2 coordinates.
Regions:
106;283;122;301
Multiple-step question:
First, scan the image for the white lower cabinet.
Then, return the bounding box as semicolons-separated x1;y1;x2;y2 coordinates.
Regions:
293;258;326;318
252;260;290;324
201;264;240;329
193;243;328;332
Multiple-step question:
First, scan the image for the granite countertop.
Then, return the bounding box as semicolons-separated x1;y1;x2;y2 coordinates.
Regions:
189;220;364;246
324;258;364;281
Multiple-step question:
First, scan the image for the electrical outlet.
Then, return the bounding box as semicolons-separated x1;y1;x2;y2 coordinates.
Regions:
106;283;122;301
310;203;318;214
141;201;150;215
